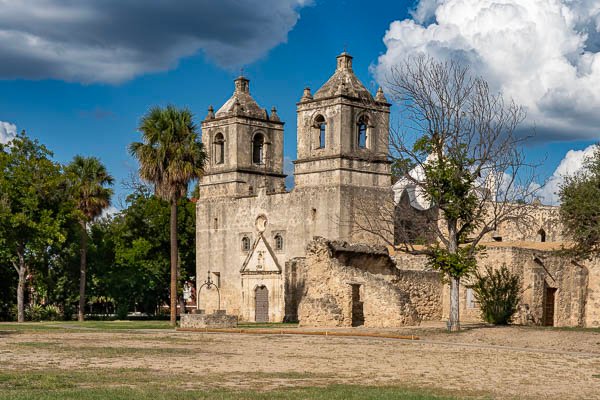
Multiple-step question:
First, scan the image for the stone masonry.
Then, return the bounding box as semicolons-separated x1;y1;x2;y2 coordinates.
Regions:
294;237;442;328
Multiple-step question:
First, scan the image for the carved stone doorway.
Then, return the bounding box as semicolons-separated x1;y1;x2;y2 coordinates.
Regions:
255;286;269;323
544;287;557;326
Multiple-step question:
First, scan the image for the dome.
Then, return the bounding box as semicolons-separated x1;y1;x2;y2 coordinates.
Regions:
215;76;268;119
313;52;374;101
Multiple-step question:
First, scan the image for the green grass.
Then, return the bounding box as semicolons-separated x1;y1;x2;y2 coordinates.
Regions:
0;386;467;400
0;320;172;332
0;368;465;400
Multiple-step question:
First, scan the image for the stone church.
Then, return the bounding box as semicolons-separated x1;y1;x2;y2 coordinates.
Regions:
196;52;391;322
196;52;600;328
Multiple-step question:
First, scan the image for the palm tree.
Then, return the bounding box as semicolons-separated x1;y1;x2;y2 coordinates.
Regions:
129;105;207;327
66;156;114;322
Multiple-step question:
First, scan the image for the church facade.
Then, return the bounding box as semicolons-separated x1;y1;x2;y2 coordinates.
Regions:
195;53;392;322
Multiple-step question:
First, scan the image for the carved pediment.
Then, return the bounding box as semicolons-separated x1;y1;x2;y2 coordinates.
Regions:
240;234;282;275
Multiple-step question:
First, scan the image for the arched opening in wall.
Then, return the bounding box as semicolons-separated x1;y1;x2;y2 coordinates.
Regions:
357;115;368;149
252;133;264;165
537;228;547;243
350;283;364;327
313;115;326;149
241;236;251;252
255;285;269;322
214;133;225;164
274;234;284;251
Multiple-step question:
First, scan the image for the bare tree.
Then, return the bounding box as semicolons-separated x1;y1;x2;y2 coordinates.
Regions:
353;56;539;331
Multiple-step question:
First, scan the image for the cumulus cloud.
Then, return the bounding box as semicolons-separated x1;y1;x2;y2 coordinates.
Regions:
375;0;600;140
537;144;598;205
0;0;310;84
0;121;17;144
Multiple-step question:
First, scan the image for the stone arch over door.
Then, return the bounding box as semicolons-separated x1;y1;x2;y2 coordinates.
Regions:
255;285;269;322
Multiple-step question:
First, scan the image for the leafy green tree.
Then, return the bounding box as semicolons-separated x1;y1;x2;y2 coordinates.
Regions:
469;265;521;325
65;155;114;321
129;106;207;326
0;132;70;322
559;146;600;257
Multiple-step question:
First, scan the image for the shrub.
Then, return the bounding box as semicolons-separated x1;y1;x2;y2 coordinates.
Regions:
25;304;45;321
43;305;62;321
24;304;63;321
469;265;521;325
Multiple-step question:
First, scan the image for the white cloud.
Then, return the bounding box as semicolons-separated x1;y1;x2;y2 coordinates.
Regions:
375;0;600;140
537;144;598;205
0;121;17;144
0;0;310;84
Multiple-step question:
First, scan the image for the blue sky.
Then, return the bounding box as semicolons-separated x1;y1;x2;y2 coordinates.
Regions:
0;0;597;207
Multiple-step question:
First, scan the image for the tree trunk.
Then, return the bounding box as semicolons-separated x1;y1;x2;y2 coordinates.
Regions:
448;222;461;332
169;199;178;327
16;250;26;323
78;220;88;322
449;276;460;331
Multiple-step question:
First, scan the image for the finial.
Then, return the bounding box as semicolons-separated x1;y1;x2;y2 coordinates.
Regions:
206;105;215;119
301;87;313;102
270;106;280;122
240;67;245;77
375;87;387;102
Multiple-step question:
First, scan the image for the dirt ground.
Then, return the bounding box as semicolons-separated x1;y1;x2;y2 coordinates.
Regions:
1;324;599;399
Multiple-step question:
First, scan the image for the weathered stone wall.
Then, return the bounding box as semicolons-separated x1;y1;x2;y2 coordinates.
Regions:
486;205;564;243
295;237;442;327
394;270;443;321
392;243;600;328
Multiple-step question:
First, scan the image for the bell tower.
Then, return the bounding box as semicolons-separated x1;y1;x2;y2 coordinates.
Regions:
294;52;391;188
199;76;286;198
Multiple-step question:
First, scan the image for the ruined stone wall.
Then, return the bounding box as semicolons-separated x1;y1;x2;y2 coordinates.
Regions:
394;270;443;321
392;244;600;328
296;237;442;327
484;205;564;243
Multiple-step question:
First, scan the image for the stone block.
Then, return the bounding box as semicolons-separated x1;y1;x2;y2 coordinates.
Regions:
180;312;238;329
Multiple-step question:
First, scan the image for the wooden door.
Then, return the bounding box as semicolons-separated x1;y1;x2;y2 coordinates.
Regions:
544;287;557;326
255;286;269;323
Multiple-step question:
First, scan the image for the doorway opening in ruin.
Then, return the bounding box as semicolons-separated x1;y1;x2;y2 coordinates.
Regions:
350;284;364;327
255;285;269;323
544;287;557;326
537;228;547;243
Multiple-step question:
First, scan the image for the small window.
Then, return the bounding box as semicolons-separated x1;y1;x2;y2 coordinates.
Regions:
252;133;264;164
242;236;251;252
357;116;368;149
314;115;326;149
274;234;283;251
214;133;225;164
